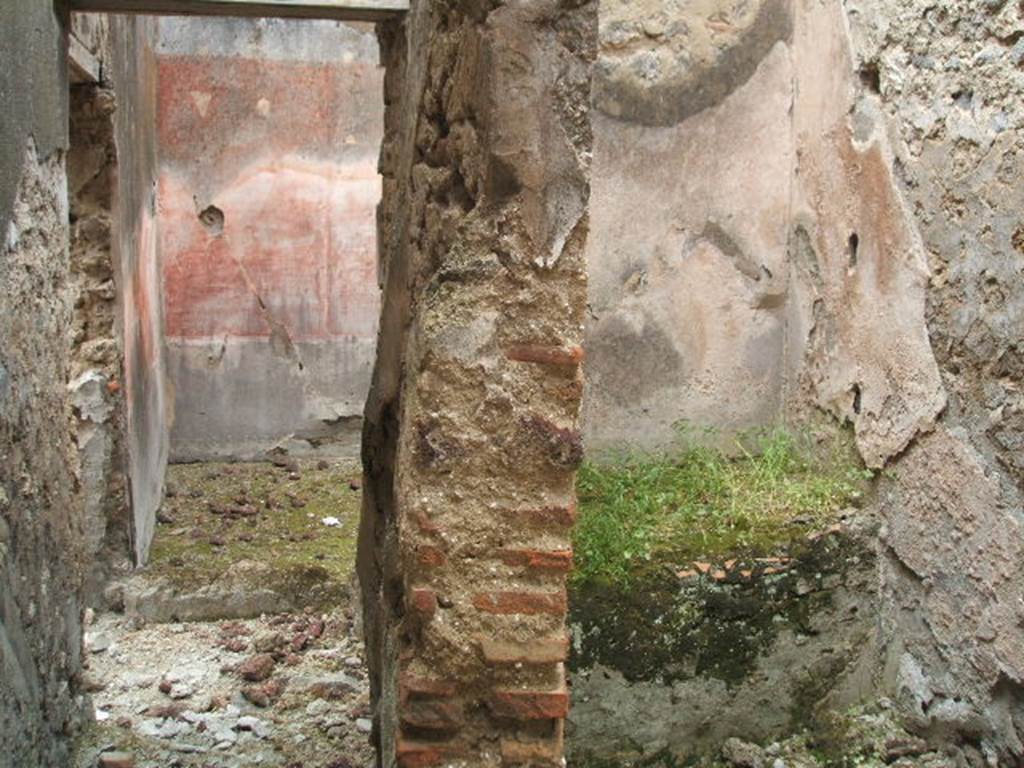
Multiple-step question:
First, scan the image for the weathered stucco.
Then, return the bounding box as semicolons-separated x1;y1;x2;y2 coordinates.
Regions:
110;14;169;567
583;0;945;461
583;0;1024;759
359;2;595;765
843;0;1024;759
156;17;382;461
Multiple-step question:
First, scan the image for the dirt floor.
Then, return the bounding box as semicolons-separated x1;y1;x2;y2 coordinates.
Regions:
74;459;372;768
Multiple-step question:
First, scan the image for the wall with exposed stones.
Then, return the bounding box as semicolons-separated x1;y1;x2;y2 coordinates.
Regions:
581;0;1024;760
357;2;596;765
68;21;134;601
0;7;168;760
155;17;383;462
844;0;1024;760
0;4;84;760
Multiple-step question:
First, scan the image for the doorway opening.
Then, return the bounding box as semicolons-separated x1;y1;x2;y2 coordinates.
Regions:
66;7;394;766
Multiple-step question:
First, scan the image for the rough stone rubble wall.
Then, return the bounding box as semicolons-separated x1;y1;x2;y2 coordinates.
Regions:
68;20;133;601
155;17;383;462
843;0;1024;760
583;0;1024;758
358;1;596;765
0;3;85;763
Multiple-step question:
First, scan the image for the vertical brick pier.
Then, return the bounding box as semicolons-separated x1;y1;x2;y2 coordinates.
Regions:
358;1;596;765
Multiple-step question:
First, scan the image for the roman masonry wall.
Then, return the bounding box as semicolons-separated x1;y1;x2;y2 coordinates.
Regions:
0;6;163;761
582;0;1024;758
156;16;383;462
357;2;596;766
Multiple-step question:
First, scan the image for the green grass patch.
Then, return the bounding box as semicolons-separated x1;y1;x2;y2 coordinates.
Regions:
572;427;872;586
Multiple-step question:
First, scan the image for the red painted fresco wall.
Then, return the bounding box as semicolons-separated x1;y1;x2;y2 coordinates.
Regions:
155;18;382;460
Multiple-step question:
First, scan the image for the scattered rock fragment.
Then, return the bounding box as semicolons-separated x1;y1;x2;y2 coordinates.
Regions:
253;631;285;653
98;752;136;768
885;736;930;763
241;678;285;708
722;737;766;768
237;653;276;682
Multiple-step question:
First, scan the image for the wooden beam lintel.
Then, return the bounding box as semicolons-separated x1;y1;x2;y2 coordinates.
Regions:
69;0;408;22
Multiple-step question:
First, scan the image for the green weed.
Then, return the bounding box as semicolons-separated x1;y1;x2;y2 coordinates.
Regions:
572;426;872;586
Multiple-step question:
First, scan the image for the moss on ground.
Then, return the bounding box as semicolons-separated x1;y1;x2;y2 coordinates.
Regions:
567;425;877;685
148;458;362;608
572;426;872;587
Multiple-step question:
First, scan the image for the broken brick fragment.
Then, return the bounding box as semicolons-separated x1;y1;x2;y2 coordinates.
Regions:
237;653;276;682
506;344;584;367
241;678;285;708
416;544;447;568
408;588;438;621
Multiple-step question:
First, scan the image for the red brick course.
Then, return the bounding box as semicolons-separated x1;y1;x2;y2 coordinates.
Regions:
497;548;573;573
489;688;570;720
396;739;464;768
399;674;458;702
478;634;569;664
400;697;464;732
472;590;567;616
504;502;578;529
506;344;585;367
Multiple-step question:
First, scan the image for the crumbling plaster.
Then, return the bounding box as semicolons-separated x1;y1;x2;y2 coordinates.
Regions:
844;0;1024;759
582;0;1024;757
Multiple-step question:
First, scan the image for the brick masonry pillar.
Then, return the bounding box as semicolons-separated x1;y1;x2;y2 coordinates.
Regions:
358;2;596;766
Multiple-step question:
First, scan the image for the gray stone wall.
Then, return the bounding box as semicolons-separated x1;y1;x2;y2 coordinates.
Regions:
845;0;1024;759
0;4;85;763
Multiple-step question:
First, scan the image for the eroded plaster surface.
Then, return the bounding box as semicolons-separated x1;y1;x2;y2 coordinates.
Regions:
156;17;382;461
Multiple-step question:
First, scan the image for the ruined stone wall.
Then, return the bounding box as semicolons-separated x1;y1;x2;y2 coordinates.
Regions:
0;3;85;763
155;17;383;462
68;22;133;600
358;2;595;765
582;0;1024;758
0;7;167;758
843;1;1024;760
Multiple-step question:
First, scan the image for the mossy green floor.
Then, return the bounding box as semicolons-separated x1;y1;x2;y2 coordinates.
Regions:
573;427;873;586
148;458;362;605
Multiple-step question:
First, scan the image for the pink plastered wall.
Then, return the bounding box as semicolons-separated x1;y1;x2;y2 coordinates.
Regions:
155;18;383;460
